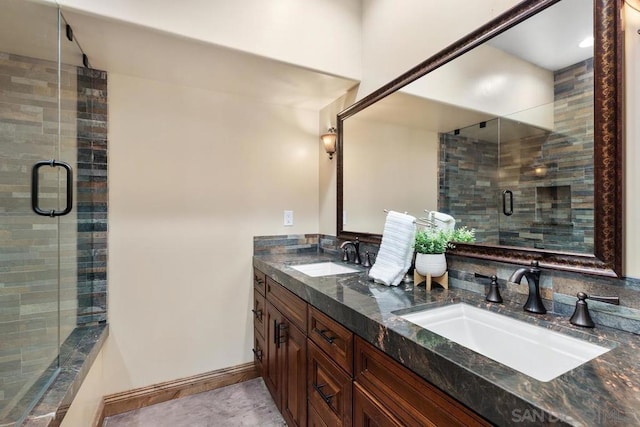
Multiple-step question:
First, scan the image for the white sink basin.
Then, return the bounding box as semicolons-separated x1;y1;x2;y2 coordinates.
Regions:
290;262;359;277
399;303;611;382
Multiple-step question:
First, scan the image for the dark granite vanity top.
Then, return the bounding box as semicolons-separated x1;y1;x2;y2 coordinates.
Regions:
254;253;640;427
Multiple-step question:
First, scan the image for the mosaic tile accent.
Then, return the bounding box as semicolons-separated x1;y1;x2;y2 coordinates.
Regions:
75;67;108;326
253;234;319;255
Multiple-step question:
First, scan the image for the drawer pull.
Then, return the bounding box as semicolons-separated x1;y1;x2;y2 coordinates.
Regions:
312;382;335;405
252;348;263;361
274;321;288;348
313;328;335;344
251;308;263;321
254;276;264;284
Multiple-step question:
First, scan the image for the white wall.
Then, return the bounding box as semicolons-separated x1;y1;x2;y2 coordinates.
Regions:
54;0;362;80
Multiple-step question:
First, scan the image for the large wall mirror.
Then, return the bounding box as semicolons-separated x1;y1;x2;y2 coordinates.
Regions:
337;0;623;277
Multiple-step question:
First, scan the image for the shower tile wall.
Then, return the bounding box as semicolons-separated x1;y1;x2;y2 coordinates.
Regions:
0;52;76;410
438;131;500;245
0;52;107;413
499;58;594;252
439;58;594;252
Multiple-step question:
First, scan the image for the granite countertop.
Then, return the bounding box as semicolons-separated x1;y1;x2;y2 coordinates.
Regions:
254;253;640;427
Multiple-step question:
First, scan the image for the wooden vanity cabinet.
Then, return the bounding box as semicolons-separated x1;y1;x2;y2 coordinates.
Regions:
258;272;308;427
252;268;490;427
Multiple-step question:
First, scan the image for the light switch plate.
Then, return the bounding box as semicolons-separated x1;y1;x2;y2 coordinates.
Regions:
284;210;294;226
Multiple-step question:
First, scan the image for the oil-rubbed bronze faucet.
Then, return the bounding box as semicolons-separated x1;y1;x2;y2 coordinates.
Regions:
340;238;361;265
508;261;547;314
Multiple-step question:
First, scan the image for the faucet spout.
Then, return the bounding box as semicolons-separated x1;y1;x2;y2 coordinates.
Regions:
340;238;361;265
508;261;546;314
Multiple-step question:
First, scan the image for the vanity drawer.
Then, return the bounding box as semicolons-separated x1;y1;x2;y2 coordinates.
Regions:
308;340;352;427
354;337;490;427
253;290;267;340
308;306;353;375
254;269;266;296
266;276;307;332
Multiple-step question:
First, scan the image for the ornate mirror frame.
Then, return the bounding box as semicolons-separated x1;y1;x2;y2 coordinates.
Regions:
337;0;623;277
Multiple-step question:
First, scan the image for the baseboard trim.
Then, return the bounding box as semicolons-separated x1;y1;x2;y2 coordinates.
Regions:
95;362;257;426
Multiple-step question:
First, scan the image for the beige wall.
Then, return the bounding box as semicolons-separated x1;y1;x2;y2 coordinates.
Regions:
62;73;320;426
342;118;438;233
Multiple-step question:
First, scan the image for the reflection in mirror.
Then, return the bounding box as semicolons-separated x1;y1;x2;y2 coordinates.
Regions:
338;0;622;276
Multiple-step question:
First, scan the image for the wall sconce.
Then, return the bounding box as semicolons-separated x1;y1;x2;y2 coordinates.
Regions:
321;127;337;160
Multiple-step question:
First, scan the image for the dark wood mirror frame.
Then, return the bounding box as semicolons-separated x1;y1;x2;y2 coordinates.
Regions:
337;0;623;277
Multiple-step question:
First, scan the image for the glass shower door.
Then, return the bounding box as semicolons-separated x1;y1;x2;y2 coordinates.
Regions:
0;0;66;422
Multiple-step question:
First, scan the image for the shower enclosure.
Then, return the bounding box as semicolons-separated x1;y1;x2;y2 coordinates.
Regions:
0;1;107;424
439;87;595;254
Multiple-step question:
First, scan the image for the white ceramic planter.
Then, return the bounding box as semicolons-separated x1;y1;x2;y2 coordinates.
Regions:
415;253;447;277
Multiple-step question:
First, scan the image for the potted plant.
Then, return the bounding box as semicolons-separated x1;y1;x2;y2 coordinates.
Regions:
414;226;475;277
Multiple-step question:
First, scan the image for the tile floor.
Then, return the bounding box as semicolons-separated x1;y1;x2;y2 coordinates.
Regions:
103;378;286;426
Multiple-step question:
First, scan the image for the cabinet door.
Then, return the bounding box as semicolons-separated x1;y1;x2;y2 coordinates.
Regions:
281;321;307;427
265;302;283;409
353;383;403;427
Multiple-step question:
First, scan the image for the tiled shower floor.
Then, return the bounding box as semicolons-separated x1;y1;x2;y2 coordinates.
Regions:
103;378;285;426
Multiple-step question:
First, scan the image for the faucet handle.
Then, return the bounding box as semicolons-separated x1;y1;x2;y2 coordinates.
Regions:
342;247;350;263
475;273;503;303
570;292;620;328
362;251;374;268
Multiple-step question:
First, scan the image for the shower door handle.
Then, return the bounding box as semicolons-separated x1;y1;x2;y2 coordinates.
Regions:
502;190;513;216
31;160;73;217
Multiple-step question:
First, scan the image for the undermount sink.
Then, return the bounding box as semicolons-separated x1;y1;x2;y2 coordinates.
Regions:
290;262;359;277
399;303;611;382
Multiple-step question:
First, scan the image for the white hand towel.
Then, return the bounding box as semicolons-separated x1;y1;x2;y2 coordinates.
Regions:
429;211;455;231
368;211;416;286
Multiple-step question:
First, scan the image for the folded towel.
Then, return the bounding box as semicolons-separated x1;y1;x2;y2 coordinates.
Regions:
429;211;456;231
368;211;416;286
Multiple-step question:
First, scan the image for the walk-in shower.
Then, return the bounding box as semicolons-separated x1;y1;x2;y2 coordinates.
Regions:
0;1;107;424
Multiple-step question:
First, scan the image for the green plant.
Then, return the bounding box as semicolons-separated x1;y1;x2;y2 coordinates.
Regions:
414;229;449;254
449;226;476;247
414;226;476;254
